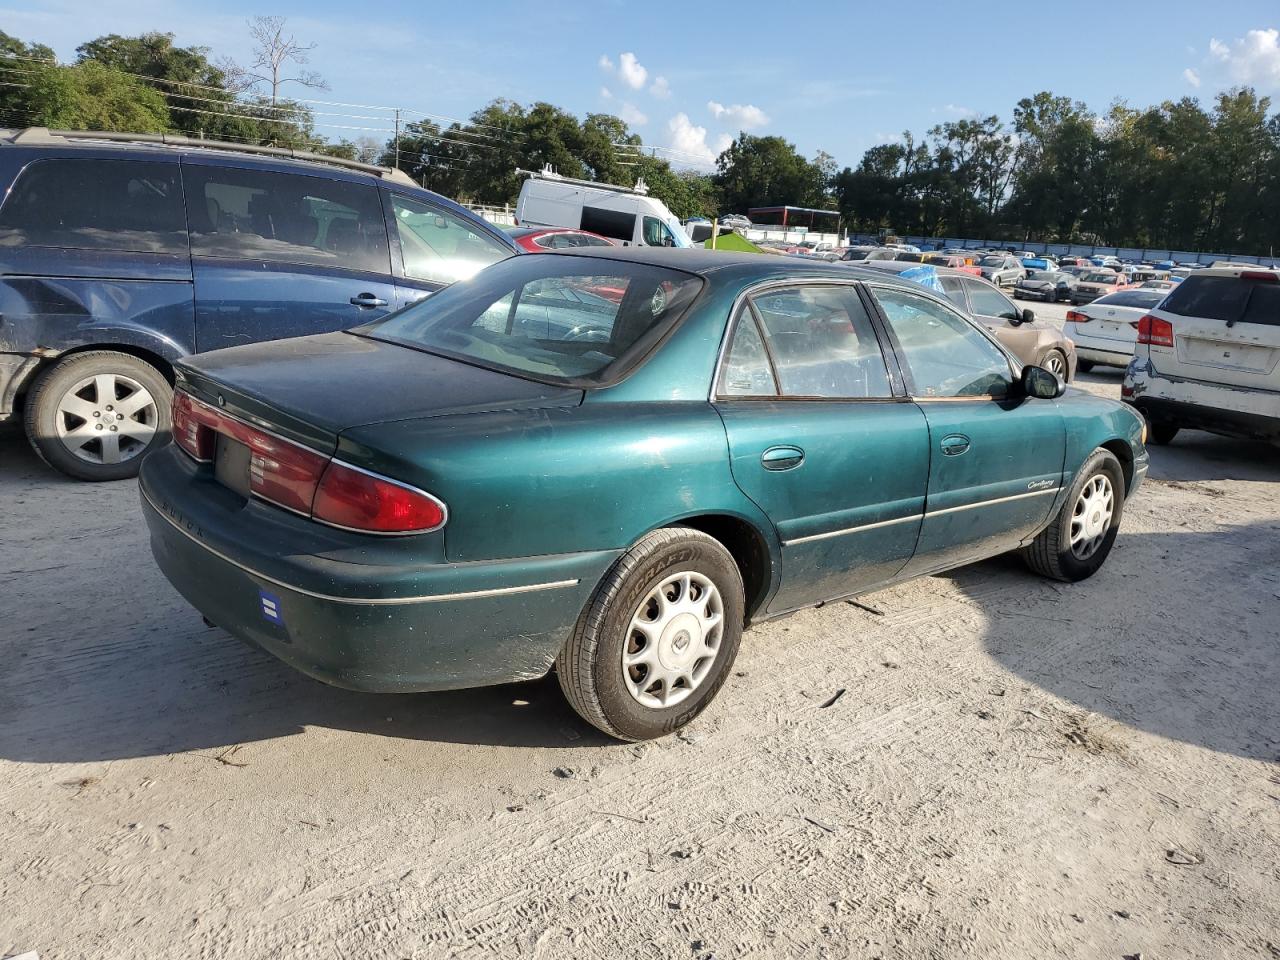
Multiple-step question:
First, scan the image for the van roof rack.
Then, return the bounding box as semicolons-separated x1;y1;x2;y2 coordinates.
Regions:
516;164;648;196
2;127;417;186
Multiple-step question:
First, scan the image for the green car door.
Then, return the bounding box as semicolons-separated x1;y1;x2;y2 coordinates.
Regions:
713;282;930;613
868;285;1066;577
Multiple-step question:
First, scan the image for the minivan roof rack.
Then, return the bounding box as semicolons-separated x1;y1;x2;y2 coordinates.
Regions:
2;127;417;186
516;164;649;196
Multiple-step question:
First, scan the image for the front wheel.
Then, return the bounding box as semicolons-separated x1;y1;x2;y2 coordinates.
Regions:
558;527;745;741
1148;422;1179;445
1022;448;1125;582
1040;348;1069;382
24;351;173;481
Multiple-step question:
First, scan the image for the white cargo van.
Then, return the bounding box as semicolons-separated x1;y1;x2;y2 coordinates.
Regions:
515;167;692;248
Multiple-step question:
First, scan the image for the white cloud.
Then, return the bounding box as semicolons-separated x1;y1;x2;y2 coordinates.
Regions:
668;112;732;167
1184;67;1201;88
618;102;648;127
1206;28;1280;88
649;75;671;99
942;103;976;118
600;86;613;100
598;54;614;70
617;52;648;90
706;100;770;128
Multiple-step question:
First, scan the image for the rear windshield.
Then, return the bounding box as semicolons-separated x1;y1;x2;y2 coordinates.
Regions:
1161;275;1280;326
1083;273;1115;283
1096;289;1165;309
363;255;703;385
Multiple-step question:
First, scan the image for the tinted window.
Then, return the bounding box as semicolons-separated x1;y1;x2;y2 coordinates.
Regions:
390;194;511;283
718;310;778;396
939;275;968;309
874;287;1012;399
749;286;892;399
1162;275;1280;326
186;165;389;272
962;278;1020;320
642;216;675;247
0;158;186;254
367;255;701;385
581;206;635;243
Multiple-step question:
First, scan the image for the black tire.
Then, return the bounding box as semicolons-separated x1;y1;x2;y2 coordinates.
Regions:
1148;422;1179;445
558;527;746;741
1021;448;1125;583
1040;348;1070;382
1077;359;1096;374
23;351;172;481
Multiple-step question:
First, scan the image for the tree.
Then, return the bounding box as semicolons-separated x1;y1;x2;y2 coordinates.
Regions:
22;60;169;132
715;133;826;213
234;16;328;106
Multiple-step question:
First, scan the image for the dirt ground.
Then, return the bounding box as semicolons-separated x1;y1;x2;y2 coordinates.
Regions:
1;370;1278;960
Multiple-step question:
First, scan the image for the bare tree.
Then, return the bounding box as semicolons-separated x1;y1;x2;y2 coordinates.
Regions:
238;16;328;105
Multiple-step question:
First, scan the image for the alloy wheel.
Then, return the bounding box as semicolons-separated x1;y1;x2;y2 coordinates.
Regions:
54;373;158;465
1044;353;1067;378
622;571;724;709
1070;473;1114;560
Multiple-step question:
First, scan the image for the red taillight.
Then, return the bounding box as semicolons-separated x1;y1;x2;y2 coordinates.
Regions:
312;460;446;534
1136;314;1174;347
1241;270;1277;282
172;390;445;533
1065;309;1089;324
172;390;215;461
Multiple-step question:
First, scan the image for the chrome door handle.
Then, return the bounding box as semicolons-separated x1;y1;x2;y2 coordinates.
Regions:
761;445;805;471
940;434;971;456
350;293;388;308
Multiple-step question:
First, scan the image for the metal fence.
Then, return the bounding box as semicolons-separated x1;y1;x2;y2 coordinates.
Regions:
849;233;1280;267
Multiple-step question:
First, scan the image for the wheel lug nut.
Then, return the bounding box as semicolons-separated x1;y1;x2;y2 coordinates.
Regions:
109;425;118;432
105;405;113;411
116;413;123;420
95;424;103;431
93;411;101;418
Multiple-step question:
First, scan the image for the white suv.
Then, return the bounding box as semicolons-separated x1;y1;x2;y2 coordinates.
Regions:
1122;267;1280;444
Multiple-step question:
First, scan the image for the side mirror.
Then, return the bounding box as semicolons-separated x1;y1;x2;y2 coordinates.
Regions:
1020;308;1035;323
1020;364;1065;399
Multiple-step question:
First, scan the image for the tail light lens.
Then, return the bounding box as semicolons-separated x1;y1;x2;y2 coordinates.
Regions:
171;390;445;534
1136;314;1174;347
313;460;446;534
1065;310;1089;324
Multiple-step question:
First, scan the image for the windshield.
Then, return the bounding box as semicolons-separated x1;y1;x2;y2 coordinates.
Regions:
363;255;703;385
1028;271;1056;280
1096;290;1164;308
1083;272;1116;283
979;256;1005;267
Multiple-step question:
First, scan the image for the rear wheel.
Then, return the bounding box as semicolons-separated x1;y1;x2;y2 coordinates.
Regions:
558;527;745;741
1077;359;1096;374
1022;448;1125;582
24;351;172;481
1149;422;1179;445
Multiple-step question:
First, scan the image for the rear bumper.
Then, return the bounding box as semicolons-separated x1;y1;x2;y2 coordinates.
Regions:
140;445;618;693
1123;361;1280;441
1074;344;1134;366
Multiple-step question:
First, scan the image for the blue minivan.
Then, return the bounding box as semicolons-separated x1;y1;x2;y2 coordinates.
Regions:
0;128;517;480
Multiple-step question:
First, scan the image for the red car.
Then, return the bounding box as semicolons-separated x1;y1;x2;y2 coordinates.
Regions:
506;227;617;253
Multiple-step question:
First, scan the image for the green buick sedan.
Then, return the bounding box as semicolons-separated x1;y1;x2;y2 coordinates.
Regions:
140;249;1149;741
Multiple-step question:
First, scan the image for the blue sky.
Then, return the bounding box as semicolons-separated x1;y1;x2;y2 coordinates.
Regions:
5;0;1280;169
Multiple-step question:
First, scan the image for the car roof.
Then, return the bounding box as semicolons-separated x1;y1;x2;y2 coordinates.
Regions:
552;246;933;291
1192;266;1280;278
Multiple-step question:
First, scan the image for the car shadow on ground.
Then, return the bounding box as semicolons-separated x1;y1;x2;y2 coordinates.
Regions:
1;427;1276;765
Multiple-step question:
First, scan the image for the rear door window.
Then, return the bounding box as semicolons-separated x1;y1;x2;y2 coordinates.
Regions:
184;165;390;273
581;206;636;243
962;278;1020;320
0;158;186;254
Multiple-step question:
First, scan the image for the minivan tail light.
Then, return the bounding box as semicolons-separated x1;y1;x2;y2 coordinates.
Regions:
1241;270;1278;282
312;460;447;534
1136;314;1174;347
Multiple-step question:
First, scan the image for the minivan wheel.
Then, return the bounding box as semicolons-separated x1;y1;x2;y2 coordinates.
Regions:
24;351;173;481
1148;422;1179;445
1021;448;1125;583
558;527;745;741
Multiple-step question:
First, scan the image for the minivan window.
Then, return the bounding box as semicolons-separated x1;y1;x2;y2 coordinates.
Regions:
390;194;511;284
581;206;636;243
365;255;703;385
0;158;186;254
184;165;389;273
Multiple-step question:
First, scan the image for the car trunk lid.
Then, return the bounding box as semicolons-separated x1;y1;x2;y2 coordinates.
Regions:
177;330;584;451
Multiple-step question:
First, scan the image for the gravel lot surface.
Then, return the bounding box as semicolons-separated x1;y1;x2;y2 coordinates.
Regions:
2;371;1278;960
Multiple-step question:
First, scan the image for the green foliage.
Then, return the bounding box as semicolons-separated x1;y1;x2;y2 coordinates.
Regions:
715;133;829;213
20;60;170;132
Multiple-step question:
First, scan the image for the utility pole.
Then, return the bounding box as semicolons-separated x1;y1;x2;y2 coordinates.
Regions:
393;108;401;170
